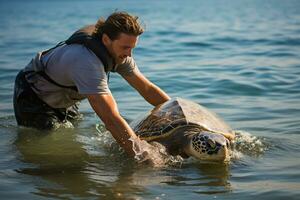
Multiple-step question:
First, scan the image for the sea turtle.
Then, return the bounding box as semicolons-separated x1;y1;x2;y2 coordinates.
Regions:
131;98;235;161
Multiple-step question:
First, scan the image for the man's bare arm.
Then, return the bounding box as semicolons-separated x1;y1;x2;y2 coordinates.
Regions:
87;93;139;156
123;70;170;106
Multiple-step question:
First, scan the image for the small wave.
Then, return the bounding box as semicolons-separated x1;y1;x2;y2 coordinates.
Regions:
243;51;297;58
210;79;265;96
211;37;270;46
181;41;214;48
232;130;268;158
155;30;196;37
210;37;300;47
269;38;300;46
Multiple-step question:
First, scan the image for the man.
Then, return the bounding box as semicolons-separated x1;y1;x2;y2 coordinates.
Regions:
13;11;170;156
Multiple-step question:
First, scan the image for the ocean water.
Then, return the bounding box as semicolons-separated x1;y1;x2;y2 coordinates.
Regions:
1;0;300;199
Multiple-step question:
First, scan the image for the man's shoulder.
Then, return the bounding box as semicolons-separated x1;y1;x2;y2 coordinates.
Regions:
64;44;98;58
118;57;136;68
59;44;104;68
115;57;138;76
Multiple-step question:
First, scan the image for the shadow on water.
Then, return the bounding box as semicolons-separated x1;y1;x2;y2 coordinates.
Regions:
162;162;232;195
13;125;137;199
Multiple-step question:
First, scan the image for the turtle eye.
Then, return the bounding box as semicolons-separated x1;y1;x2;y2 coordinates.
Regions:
207;139;216;149
226;139;232;149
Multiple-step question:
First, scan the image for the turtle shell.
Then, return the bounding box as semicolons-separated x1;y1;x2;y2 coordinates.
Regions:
131;98;234;141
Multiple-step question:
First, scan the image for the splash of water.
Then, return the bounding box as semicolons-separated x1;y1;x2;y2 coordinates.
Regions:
231;130;268;159
95;123;116;147
60;120;74;129
129;137;184;167
95;123;183;167
49;120;74;130
93;124;267;165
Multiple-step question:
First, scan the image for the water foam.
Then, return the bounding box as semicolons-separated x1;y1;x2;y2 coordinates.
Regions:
130;137;184;167
95;123;184;167
92;124;266;165
48;119;74;130
231;130;268;159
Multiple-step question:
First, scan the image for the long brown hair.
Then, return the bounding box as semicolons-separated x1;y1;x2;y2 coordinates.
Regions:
94;11;144;40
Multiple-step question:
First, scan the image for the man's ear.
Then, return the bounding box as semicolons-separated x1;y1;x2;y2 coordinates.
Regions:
102;34;111;46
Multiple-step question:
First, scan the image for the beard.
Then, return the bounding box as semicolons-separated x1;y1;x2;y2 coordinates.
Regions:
106;43;129;65
114;55;127;65
106;44;127;64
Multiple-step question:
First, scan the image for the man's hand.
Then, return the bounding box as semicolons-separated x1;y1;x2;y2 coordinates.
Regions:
87;93;139;156
123;70;170;106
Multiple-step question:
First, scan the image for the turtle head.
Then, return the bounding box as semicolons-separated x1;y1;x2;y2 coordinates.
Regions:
185;131;231;161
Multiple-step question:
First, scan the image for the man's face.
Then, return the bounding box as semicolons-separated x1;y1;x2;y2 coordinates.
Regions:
103;33;138;64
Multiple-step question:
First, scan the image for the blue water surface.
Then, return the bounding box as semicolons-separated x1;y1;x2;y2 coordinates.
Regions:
0;0;300;199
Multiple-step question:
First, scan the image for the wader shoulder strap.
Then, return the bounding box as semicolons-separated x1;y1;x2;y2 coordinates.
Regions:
65;32;112;82
33;25;111;91
37;71;78;91
65;33;110;72
24;66;78;91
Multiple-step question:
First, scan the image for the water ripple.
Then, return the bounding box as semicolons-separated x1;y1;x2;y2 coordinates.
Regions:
209;79;265;96
1;0;300;199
